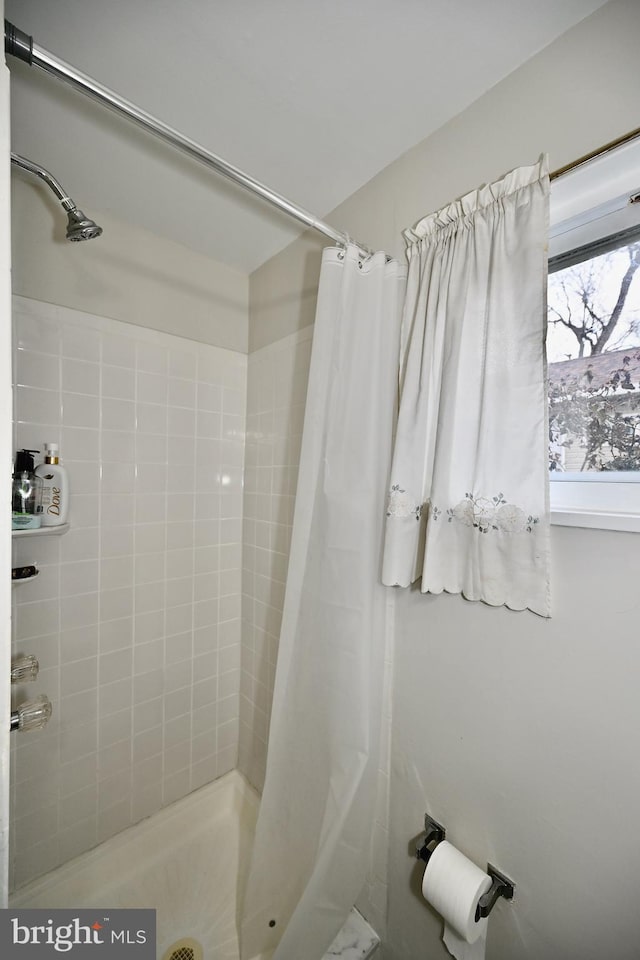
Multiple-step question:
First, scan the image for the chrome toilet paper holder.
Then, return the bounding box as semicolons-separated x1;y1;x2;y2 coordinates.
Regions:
416;814;515;923
475;863;515;921
416;813;446;865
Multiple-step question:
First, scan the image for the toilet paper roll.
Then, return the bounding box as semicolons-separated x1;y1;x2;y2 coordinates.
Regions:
421;841;493;960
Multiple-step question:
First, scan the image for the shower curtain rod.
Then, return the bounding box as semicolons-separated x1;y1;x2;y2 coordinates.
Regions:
11;21;637;252
4;20;373;257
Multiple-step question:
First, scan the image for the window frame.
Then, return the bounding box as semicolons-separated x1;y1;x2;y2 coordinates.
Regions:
547;140;640;532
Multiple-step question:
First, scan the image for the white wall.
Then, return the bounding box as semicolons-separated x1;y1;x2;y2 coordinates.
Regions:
248;1;640;957
388;528;640;960
11;178;248;353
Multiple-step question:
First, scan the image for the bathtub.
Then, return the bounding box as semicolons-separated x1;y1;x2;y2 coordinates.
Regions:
9;769;379;960
9;770;269;960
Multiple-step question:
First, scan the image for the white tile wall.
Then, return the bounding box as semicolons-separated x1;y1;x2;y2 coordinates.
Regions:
238;328;312;791
10;296;245;890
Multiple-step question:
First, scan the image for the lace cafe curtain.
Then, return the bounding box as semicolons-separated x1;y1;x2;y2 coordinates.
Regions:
382;158;551;617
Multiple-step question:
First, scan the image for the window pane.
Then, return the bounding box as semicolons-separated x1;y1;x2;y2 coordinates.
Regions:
547;239;640;472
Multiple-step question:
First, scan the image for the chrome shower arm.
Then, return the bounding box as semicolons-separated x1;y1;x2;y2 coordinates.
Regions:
10;151;103;240
11;152;74;208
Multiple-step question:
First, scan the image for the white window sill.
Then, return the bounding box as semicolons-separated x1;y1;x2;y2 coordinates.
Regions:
550;476;640;532
551;509;640;533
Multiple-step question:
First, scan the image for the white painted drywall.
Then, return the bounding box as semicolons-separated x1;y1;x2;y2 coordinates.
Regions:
388;525;640;960
11;178;249;353
249;1;640;956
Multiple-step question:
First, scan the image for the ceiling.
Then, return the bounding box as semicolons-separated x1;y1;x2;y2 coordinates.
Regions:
6;0;609;274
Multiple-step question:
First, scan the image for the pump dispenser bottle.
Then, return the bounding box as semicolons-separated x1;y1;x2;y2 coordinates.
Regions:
35;443;69;526
12;449;43;530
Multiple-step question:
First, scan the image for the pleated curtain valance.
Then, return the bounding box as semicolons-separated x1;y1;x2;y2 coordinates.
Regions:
382;158;551;616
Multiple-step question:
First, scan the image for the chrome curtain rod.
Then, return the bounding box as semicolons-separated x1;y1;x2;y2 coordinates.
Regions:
4;20;373;257
550;125;640;181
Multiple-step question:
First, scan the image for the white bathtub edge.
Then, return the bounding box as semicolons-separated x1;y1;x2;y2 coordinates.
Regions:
10;769;258;906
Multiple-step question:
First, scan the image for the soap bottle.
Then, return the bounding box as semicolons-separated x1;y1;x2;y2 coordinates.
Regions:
35;443;69;526
12;449;44;530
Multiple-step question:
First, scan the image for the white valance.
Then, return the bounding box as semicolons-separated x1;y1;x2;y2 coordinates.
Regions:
382;159;551;616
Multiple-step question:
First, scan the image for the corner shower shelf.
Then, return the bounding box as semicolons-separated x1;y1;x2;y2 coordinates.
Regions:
12;523;70;539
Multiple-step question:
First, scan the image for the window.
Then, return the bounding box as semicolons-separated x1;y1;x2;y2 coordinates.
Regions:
547;139;640;531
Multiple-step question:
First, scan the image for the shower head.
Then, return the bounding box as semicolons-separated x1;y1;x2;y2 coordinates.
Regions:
65;206;103;241
11;152;102;241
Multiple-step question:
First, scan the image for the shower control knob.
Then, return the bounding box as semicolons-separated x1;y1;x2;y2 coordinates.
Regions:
11;654;40;684
10;695;53;733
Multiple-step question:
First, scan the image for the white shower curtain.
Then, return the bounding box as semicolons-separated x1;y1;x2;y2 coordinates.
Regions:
240;246;406;960
382;159;551;616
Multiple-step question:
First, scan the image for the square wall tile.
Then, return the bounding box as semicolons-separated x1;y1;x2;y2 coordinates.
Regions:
11;298;247;889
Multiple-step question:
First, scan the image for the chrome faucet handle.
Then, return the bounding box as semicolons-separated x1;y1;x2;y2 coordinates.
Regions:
11;654;40;684
10;694;52;732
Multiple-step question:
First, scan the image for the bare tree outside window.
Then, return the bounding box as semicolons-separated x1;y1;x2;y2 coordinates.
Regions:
547;239;640;472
